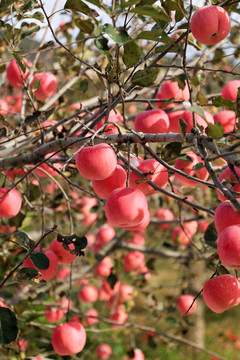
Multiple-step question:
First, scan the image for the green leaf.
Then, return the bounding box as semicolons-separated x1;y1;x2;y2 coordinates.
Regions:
95;35;109;50
15;268;39;281
204;222;218;243
121;0;140;8
32;11;45;22
28;183;41;201
20;23;41;40
80;79;88;94
75;19;94;34
162;142;182;162
104;24;130;44
107;272;118;289
158;97;175;108
29;251;50;271
57;233;88;256
13;232;31;249
12;53;27;73
0;308;18;345
132;68;158;87
178;118;188;140
174;73;186;90
218;265;230;275
130;5;172;21
192;163;205;171
32;78;40;90
136;29;171;42
205;122;224;139
212;96;235;111
165;316;179;326
9;211;25;228
123;41;141;67
189;105;206;121
64;0;99;16
177;154;192;162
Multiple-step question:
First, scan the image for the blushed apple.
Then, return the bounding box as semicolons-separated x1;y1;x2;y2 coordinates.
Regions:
222;80;240;101
96;343;112;359
95;109;122;135
213;110;238;133
7;58;32;89
134;109;169;134
78;285;98;303
0;188;22;218
156;80;190;109
177;294;197;315
31;73;58;100
51;322;86;355
123;251;145;272
50;238;76;264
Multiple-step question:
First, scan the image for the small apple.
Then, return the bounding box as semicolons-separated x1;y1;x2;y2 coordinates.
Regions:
156;80;190;109
222;80;240;101
0;188;22;218
50;238;76;264
217;225;240;268
134;109;169;134
217;166;240;202
177;294;197;315
96;343;112;359
213;110;238;133
95;109;122;135
7;58;32;89
78;285;98;303
23;249;58;281
86;308;98;325
31;73;58;100
51;322;86;355
123;251;145;272
154;208;174;230
214;200;240;234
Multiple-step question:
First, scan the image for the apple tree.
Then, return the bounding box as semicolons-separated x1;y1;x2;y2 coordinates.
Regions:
0;0;240;359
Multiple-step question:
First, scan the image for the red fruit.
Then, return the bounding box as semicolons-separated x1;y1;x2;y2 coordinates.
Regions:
31;73;58;100
7;58;32;89
56;267;71;280
190;6;231;45
217;225;240;268
177;294;197;315
203;275;240;313
76;144;117;180
45;304;65;323
222;80;240;101
182;220;198;236
86;308;98;325
214;200;240;234
92;164;127;199
94;225;116;253
51;322;86;355
23;249;58;281
78;285;98;303
129;159;168;196
122;208;150;232
174;151;208;187
171;226;191;246
154;208;174;229
123;251;145;272
156;80;190;109
180;109;214;133
168;110;185;132
94;256;113;277
34;153;62;178
217;166;240;202
95;109;122;135
126;349;145;360
130;232;145;246
118;284;134;303
0;99;9;116
213;110;238;133
96;343;112;359
110;308;128;327
0;188;22;218
50;238;76;264
105;188;149;228
14;339;28;351
134;109;169;134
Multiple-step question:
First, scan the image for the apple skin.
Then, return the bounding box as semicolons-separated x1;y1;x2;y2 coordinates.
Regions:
156;80;190;109
31;73;58;100
118;284;134;303
76;144;117;181
168;110;185;132
94;256;113;277
214;200;240;234
34;153;62;178
213;110;238;133
174;151;208;187
7;58;32;89
217;166;240;202
105;188;149;228
51;322;86;355
110;308;128;328
180;109;214;133
222;80;240;101
190;6;231;45
177;294;197;315
134;109;169;134
94;225;116;253
92;164;127;199
123;251;145;272
217;225;240;269
0;99;9;116
96;343;112;359
78;285;98;303
130;232;145;246
0;188;22;218
50;238;76;264
86;308;99;325
95;109;122;135
45;299;71;323
203;274;240;313
129;159;168;196
171;226;191;246
154;208;174;230
126;349;145;360
23;249;58;281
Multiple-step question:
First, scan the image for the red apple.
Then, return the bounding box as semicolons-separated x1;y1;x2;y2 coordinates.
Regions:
31;73;58;100
134;109;169;134
94;256;113;277
171;226;191;246
0;188;22;218
0;99;9;116
23;249;58;281
214;200;240;234
156;80;190;109
130;232;145;246
51;322;86;355
50;238;76;264
168;110;185;132
78;285;98;303
76;144;117;180
203;275;240;313
154;208;174;229
190;6;231;45
213;110;238;133
217;225;240;268
7;58;32;89
222;80;240;101
86;308;98;325
96;343;112;359
95;109;122;135
110;308;128;327
217;166;240;202
34;153;62;178
180;109;214;133
92;164;127;199
56;267;71;280
123;251;145;272
126;349;145;360
118;284;134;303
94;225;116;253
177;294;197;315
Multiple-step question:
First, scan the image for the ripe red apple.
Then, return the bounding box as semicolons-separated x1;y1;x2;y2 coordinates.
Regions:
190;6;231;45
41;119;63;133
222;80;240;101
203;275;240;313
78;285;98;303
50;238;76;264
96;343;112;359
92;164;127;199
76;144;117;180
98;280;120;301
95;109;122;135
138;265;151;280
130;232;145;246
180;109;214;133
213;110;238;133
34;153;62;178
86;308;98;325
7;58;32;89
94;256;113;277
129;158;168;196
0;188;22;218
177;294;197;315
182;220;198;236
118;284;134;303
122;208;150;232
171;226;191;246
0;99;9;116
94;225;116;253
154;208;174;229
126;349;145;360
214;200;240;234
56;267;71;280
31;73;58;100
217;166;240;202
156;80;190;109
23;249;58;281
105;188;149;228
51;322;86;355
123;251;145;272
217;225;240;268
110;308;128;327
14;339;28;351
45;299;70;323
134;109;169;134
174;151;208;187
168;110;185;132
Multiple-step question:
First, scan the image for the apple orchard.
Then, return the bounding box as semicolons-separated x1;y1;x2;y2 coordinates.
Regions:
1;0;240;359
